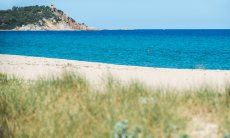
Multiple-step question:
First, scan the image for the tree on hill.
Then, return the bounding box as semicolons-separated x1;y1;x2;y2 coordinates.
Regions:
0;5;64;30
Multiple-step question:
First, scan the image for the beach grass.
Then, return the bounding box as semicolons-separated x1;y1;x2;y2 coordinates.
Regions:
0;72;229;138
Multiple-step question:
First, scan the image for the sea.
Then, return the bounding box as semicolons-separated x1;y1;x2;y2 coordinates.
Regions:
0;30;230;70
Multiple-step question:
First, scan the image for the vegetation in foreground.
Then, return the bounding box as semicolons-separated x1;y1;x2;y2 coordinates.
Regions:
0;72;229;138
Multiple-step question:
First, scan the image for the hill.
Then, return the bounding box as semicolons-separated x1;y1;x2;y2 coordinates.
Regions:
0;5;90;30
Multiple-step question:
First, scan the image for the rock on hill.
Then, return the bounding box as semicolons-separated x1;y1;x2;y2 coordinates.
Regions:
0;5;90;30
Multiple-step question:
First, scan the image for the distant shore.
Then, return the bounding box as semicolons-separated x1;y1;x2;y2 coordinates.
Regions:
0;54;230;91
0;29;94;31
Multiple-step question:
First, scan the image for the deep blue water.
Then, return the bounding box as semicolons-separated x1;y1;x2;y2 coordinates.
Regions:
0;30;230;70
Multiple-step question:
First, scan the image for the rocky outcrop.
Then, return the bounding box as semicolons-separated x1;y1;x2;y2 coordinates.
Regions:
0;5;91;31
14;18;88;31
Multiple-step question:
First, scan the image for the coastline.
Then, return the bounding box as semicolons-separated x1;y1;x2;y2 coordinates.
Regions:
0;54;230;91
0;29;93;31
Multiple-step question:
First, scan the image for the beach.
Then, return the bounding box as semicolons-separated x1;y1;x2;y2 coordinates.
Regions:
1;2;230;137
1;54;229;91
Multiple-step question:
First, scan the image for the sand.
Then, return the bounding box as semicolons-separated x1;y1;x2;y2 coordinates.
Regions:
0;54;230;91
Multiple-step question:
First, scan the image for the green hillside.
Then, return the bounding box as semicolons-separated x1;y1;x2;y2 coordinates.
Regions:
0;5;66;30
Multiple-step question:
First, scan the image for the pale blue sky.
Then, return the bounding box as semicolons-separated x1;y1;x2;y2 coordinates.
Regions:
0;0;229;29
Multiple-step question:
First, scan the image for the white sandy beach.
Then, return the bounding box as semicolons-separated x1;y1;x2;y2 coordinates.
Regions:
0;54;230;91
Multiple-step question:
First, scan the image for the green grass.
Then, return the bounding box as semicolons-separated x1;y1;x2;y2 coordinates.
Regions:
0;72;229;138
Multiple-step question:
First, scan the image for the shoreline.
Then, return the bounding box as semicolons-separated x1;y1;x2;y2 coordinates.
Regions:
0;30;94;32
1;54;230;71
1;54;230;90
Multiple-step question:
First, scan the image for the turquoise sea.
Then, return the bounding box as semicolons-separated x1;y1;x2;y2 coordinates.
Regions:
0;30;230;70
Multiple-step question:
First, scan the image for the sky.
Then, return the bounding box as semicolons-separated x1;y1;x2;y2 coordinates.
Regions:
0;0;230;29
